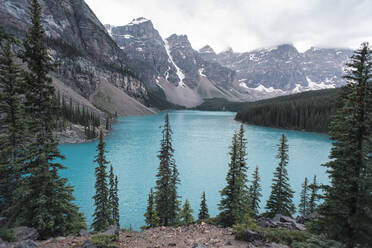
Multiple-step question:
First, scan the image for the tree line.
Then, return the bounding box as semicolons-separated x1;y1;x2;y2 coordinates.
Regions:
235;88;341;133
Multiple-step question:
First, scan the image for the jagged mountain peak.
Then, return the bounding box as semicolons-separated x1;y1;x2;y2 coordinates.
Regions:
199;45;216;54
128;17;151;25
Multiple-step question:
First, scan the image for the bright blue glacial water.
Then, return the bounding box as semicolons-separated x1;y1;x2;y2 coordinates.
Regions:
59;110;332;230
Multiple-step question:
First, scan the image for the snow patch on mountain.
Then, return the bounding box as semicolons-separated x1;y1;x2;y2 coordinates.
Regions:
239;82;284;93
164;39;186;87
199;68;207;77
306;77;336;90
128;17;150;25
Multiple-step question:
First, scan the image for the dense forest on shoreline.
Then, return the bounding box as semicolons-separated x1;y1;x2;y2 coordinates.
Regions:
235;88;342;133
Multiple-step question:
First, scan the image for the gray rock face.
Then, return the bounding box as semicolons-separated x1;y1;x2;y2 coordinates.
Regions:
79;240;96;248
240;230;264;242
210;44;352;93
0;238;8;248
12;240;40;248
257;214;305;231
11;227;38;242
79;229;89;237
0;0;149;113
102;225;119;236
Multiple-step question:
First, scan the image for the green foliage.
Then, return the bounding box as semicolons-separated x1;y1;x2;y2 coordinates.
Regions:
308;176;319;213
265;134;296;218
92;130;112;232
292;235;343;248
91;234;118;248
299;178;310;216
264;229;310;246
198;192;210;221
179;200;194;225
4;0;86;238
249;166;262;215
236;88;341;132
108;166;120;226
144;188;160;228
0;35;27;214
320;42;372;248
154;113;180;226
219;125;253;227
232;214;259;240
0;228;16;242
193;98;245;112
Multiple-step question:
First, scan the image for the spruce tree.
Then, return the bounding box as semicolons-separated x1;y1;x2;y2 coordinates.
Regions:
9;0;85;238
179;200;194;225
298;177;310;216
92;129;112;232
308;175;318;213
144;188;160;228
0;37;27;214
249;166;262;215
265;134;295;218
219;127;251;227
109;166;120;226
198;192;210;221
154;113;180;226
320;42;372;247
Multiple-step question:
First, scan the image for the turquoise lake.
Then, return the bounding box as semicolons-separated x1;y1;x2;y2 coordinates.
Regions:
59;110;332;230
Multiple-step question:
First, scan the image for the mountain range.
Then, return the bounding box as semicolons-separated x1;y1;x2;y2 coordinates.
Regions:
0;0;353;113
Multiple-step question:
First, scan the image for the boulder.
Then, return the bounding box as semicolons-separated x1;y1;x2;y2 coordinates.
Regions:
0;218;8;228
257;217;276;228
273;214;295;223
0;238;9;248
240;230;264;242
12;227;38;242
296;212;321;224
192;244;207;248
102;225;119;236
79;229;89;237
12;240;40;248
79;240;96;248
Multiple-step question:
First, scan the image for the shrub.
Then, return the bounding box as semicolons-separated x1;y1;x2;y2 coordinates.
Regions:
0;228;16;242
292;234;343;248
91;234;118;248
264;229;311;245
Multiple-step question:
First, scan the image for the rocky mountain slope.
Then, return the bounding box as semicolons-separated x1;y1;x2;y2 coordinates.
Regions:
200;44;352;99
106;18;243;107
0;0;155;116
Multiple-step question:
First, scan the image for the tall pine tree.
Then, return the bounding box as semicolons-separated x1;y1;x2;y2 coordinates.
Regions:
10;0;85;238
298;177;310;216
219;126;252;227
265;134;295;218
320;42;372;247
92;129;112;232
154;113;180;226
198;192;210;221
0;37;27;214
144;188;160;228
249;166;262;215
109;165;120;226
308;175;319;213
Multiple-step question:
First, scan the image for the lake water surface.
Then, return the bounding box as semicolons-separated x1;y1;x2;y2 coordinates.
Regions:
59;110;332;230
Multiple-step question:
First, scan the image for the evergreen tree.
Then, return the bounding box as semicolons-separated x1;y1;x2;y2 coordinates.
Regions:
249;166;262;215
0;37;27;214
144;188;160;228
308;175;319;213
298;178;310;216
219;126;252;227
109;165;120;226
179;200;194;225
265;134;295;218
198;192;210;221
92;129;112;232
9;0;85;238
154;113;180;226
320;42;372;247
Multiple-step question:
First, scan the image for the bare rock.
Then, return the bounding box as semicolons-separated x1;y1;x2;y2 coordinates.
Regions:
273;214;295;223
240;230;264;242
102;225;119;236
79;240;96;248
11;227;38;242
79;229;89;237
0;238;9;248
192;244;208;248
12;240;40;248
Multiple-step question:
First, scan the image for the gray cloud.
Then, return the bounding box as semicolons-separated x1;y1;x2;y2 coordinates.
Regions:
85;0;372;52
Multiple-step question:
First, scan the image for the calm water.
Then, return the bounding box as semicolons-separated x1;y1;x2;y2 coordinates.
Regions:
59;110;332;230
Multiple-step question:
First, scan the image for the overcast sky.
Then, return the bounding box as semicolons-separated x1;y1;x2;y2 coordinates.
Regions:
85;0;372;53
